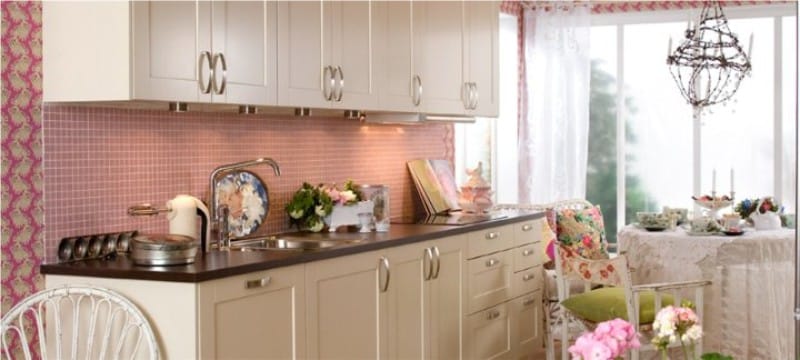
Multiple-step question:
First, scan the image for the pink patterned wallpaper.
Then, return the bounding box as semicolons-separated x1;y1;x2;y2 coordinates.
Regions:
1;1;44;315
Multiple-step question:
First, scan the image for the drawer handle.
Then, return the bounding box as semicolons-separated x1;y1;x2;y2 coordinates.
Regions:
485;232;499;240
485;258;500;267
486;309;501;320
522;249;534;257
521;224;533;232
523;273;535;281
245;276;271;289
523;297;536;307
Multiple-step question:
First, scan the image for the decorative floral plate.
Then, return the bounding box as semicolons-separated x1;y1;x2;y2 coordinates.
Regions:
215;170;269;238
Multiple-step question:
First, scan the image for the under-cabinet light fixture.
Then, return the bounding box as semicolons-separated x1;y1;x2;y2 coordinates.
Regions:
294;108;312;117
343;110;362;119
238;105;258;115
168;102;188;113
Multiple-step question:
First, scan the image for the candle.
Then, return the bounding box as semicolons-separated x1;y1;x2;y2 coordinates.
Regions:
712;169;717;193
667;37;673;57
731;169;735;193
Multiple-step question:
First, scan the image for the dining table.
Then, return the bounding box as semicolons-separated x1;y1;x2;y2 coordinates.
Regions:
618;224;795;359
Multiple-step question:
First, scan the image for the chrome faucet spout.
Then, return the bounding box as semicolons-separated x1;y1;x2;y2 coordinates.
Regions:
207;157;281;252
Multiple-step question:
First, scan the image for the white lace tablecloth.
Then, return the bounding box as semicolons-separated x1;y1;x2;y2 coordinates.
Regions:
618;225;795;359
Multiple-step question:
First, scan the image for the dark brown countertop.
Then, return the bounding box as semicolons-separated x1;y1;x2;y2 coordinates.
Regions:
41;211;544;283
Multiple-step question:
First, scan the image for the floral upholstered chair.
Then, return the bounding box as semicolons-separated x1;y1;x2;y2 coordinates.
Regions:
552;243;711;360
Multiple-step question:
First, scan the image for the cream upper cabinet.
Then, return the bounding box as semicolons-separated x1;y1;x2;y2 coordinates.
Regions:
44;1;276;105
305;250;383;359
131;1;211;103
209;1;277;105
373;1;419;112
277;1;377;109
197;265;306;359
416;1;469;115
464;0;500;117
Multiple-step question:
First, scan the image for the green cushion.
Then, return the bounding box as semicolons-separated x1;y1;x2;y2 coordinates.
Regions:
561;287;674;325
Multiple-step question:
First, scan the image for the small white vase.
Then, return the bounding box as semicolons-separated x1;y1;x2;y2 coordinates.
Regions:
750;211;782;230
324;200;374;232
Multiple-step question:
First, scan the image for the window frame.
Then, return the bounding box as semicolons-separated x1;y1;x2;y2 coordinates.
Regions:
590;3;797;235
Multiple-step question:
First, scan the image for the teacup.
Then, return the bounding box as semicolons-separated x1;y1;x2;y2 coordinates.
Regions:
663;207;689;225
691;216;721;233
721;213;742;230
637;212;674;229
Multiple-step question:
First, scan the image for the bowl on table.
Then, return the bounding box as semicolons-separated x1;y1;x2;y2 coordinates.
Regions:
636;212;675;231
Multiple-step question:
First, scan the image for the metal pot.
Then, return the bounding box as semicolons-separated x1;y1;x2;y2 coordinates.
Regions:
130;234;198;266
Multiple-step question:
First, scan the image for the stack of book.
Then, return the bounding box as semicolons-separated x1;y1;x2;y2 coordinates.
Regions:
407;159;461;215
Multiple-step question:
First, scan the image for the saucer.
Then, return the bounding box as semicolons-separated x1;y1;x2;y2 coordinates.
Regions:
722;230;744;236
644;226;667;232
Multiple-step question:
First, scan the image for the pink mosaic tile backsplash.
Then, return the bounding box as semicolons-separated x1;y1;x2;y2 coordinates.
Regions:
42;105;452;262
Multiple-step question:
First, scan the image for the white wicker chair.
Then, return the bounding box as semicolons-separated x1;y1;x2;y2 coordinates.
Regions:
553;244;711;360
1;285;159;360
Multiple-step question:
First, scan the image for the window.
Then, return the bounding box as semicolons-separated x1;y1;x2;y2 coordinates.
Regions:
589;5;797;242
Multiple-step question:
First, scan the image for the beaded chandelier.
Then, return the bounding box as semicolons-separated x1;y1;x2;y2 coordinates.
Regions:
666;1;752;108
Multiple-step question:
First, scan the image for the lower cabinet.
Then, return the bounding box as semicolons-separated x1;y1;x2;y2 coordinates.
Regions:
45;218;544;359
305;249;383;359
512;290;544;360
197;264;306;359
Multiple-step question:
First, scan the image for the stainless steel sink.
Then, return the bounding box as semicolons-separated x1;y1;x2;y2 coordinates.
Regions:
230;234;363;251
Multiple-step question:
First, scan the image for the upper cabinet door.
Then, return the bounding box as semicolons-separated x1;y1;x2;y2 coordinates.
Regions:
211;1;277;105
464;1;499;117
416;1;467;115
330;1;378;110
132;1;211;103
277;1;331;108
374;1;418;112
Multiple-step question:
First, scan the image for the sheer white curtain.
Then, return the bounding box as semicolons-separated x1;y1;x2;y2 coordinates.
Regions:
519;5;591;204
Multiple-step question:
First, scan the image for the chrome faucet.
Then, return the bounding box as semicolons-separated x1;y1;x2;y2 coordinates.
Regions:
208;157;281;252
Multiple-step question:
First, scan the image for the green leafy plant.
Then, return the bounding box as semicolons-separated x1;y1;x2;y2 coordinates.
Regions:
285;180;363;232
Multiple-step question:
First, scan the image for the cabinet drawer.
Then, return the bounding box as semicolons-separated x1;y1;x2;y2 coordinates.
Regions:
204;265;301;299
468;224;514;259
511;290;543;360
513;243;541;272
512;266;542;299
466;301;514;360
513;219;543;247
467;250;513;314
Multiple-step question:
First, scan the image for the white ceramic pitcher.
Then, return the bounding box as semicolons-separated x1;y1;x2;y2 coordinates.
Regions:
749;199;782;230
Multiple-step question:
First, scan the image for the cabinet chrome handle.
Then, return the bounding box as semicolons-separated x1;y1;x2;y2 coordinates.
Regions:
462;82;471;109
485;258;500;268
334;65;344;102
521;224;533;232
486;309;501;320
485;232;499;240
470;82;479;110
245;276;271;289
379;257;390;293
198;51;213;94
412;75;422;106
522;249;534;257
423;248;433;281
211;52;227;95
322;66;334;100
523;297;536;307
523;273;535;281
432;246;441;280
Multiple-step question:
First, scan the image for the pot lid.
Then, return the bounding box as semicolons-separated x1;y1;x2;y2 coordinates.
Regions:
132;234;197;251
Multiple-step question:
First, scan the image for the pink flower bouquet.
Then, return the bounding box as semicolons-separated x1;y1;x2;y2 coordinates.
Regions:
568;318;641;360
